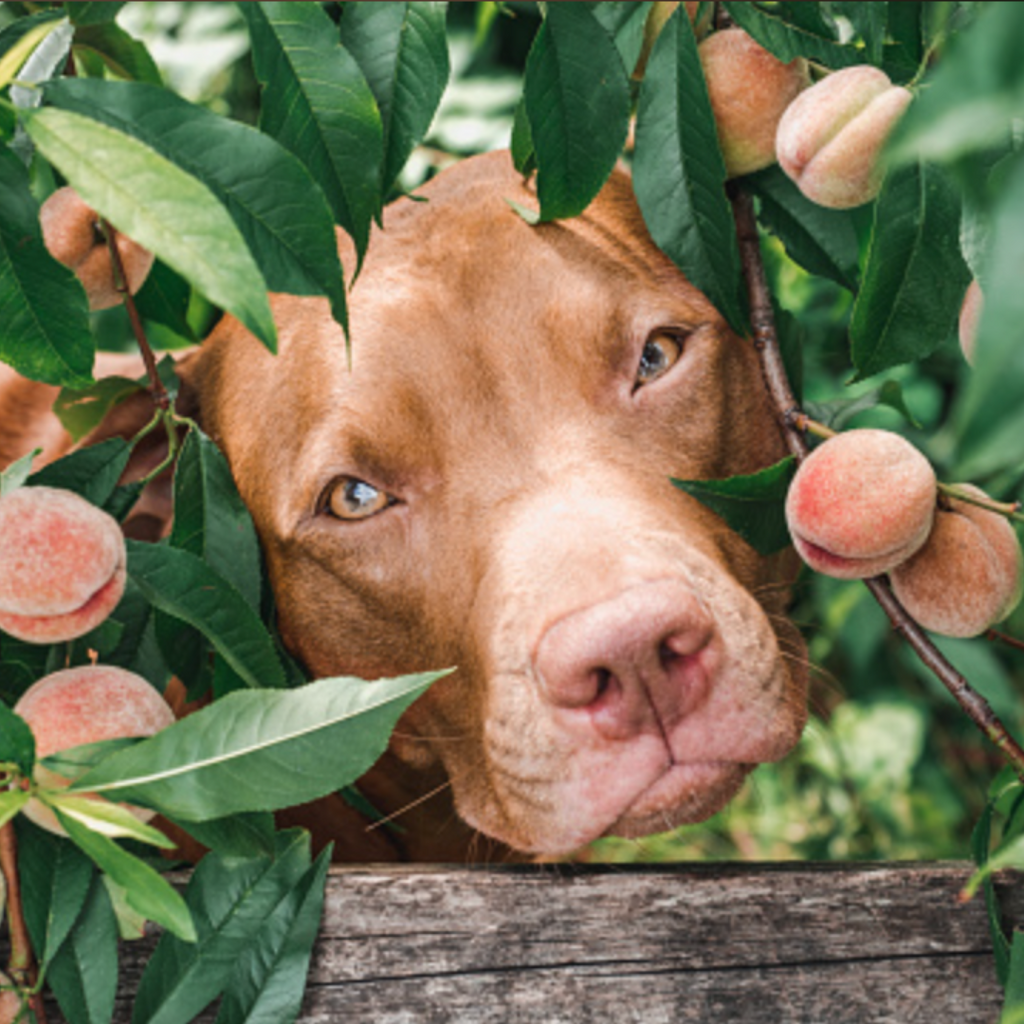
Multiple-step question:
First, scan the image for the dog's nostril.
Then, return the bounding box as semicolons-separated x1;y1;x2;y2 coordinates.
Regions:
594;669;612;699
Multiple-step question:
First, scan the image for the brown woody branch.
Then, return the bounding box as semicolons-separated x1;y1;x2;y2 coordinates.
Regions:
1;823;46;1024
101;219;170;413
730;187;1024;781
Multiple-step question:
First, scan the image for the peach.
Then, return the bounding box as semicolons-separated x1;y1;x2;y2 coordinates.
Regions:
786;429;937;579
13;665;175;836
775;65;913;208
0;973;22;1024
699;28;810;178
890;485;1023;637
0;486;126;644
959;279;983;366
39;186;154;310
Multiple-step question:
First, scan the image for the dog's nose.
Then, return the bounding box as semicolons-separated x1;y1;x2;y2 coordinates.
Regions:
533;581;716;741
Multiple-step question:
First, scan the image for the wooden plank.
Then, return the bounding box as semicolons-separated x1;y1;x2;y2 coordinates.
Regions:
47;862;1024;1023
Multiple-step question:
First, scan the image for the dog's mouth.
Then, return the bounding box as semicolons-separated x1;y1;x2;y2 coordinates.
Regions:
604;760;751;840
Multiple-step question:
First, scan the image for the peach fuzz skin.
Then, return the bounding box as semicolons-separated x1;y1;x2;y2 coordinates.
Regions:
775;65;912;209
959;280;983;366
699;28;810;178
0;486;126;644
39;187;154;311
785;429;937;580
13;665;176;836
890;485;1023;638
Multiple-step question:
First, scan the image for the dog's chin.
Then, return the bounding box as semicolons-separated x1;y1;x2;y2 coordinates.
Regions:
603;762;752;841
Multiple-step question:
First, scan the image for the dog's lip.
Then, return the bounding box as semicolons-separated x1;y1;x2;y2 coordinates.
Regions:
603;760;750;837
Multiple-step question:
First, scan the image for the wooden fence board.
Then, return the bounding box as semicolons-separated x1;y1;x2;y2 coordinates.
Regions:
34;862;1024;1023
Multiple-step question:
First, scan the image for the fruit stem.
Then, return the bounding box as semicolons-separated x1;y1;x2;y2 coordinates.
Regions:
0;824;47;1024
987;629;1024;654
939;483;1024;525
100;218;170;414
730;185;1024;784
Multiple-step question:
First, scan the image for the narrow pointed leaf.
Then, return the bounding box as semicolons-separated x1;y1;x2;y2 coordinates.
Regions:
29;437;131;507
524;2;631;222
65;2;127;26
0;15;66;89
721;1;860;68
72;23;162;84
672;457;797;557
23;106;277;352
56;809;196;942
44;792;175;847
241;0;383;260
0;449;40;496
17;821;95;970
45;77;347;331
850;161;969;380
133;831;311;1024
0;146;93;387
0;702;35;775
71;670;444;821
338;1;450;197
0;790;29;828
125;539;287;691
54;376;146;443
45;873;119;1024
633;7;745;333
215;847;331;1024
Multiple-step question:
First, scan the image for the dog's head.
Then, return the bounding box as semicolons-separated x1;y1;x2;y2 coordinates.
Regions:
191;151;808;855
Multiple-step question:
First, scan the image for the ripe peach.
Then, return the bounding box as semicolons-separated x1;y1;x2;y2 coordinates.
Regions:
776;65;913;208
0;486;126;644
959;279;983;366
13;665;175;836
39;186;154;311
786;429;937;579
699;28;810;178
890;485;1023;637
0;973;22;1024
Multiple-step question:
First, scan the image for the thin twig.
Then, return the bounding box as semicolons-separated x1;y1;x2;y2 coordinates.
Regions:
0;824;46;1024
100;219;170;412
730;187;1024;782
988;629;1024;655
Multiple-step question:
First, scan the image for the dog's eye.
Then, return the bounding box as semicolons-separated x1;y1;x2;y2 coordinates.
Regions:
635;331;684;388
325;478;392;521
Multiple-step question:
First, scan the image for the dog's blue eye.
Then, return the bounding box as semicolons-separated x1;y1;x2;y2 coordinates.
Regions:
326;478;391;521
636;331;684;387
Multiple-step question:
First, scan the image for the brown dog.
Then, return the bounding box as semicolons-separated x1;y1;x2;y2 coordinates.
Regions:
2;152;807;861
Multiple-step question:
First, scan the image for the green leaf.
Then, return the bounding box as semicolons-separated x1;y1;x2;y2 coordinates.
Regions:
743;166;860;291
56;808;196;943
42;737;142;782
850;161;969;380
0;789;29;829
963;832;1024;902
0;701;35;776
17;820;95;970
72;23;161;84
0;14;67;89
169;429;261;612
0;449;40;497
1003;931;1024;1024
633;7;746;333
175;812;277;860
215;846;331;1024
134;262;195;342
956;156;1024;478
832;2;887;65
71;670;444;822
54;376;146;443
241;0;383;262
0;145;93;388
29;437;131;507
889;3;1024;166
721;1;860;69
524;2;631;222
133;831;312;1024
338;0;450;197
592;1;653;74
510;96;535;176
126;540;287;691
66;2;127;26
43;792;174;848
672;457;797;557
805;381;921;432
45;872;119;1024
45;77;348;332
22;106;277;353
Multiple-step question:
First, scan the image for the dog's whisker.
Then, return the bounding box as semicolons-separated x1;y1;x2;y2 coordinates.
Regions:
364;778;454;832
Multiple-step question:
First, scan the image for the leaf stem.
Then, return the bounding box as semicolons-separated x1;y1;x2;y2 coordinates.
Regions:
100;218;170;413
731;186;1024;783
0;823;46;1024
987;629;1024;655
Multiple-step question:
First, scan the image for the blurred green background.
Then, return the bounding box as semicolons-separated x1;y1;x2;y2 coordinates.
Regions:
6;0;1019;864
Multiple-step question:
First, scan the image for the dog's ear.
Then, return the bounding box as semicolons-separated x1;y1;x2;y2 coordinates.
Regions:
0;349;201;541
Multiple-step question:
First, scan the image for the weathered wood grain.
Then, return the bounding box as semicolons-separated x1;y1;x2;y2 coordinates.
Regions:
41;862;1024;1023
